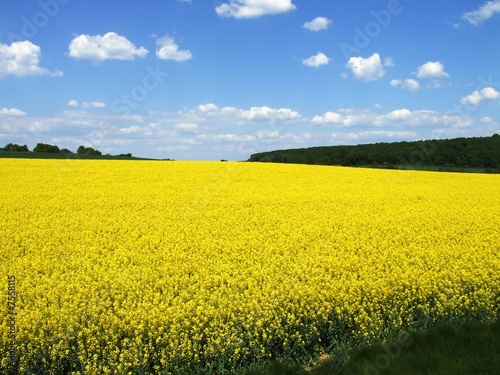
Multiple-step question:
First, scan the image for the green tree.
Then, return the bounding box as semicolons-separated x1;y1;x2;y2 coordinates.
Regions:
33;143;60;153
77;145;102;155
3;143;29;152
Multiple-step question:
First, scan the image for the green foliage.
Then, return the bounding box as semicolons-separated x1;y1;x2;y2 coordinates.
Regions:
33;143;60;153
330;319;500;375
0;151;150;160
77;145;102;155
243;361;308;375
2;143;29;152
1;142;136;158
247;318;500;375
248;134;500;172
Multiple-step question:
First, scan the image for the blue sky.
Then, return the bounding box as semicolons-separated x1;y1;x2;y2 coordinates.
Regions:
1;0;500;160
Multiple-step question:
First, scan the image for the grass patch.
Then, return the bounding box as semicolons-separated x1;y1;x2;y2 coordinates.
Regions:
243;319;500;375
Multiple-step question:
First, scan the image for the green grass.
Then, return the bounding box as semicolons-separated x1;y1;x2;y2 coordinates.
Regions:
243;319;500;375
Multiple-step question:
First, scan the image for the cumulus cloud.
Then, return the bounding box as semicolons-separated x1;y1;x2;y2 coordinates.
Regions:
240;106;301;120
192;103;301;123
311;112;342;125
383;57;395;67
390;79;420;92
3;102;490;161
174;123;199;132
345;53;386;81
462;0;500;25
82;101;106;108
0;41;62;78
0;107;27;116
386;108;412;121
416;61;449;79
197;103;219;113
68;32;148;62
312;109;374;127
310;108;473;130
215;0;296;18
156;36;192;61
119;125;142;134
345;130;416;141
303;17;332;31
460;87;500;106
198;133;256;143
68;100;106;108
302;52;330;68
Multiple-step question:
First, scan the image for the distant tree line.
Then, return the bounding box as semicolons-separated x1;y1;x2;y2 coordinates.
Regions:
1;143;135;158
77;145;101;156
33;143;62;153
3;143;29;152
248;134;500;171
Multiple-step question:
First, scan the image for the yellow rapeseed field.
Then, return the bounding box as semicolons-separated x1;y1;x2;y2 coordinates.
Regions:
1;159;499;374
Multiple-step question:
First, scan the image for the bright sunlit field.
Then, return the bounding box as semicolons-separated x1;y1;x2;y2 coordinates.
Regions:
1;159;499;374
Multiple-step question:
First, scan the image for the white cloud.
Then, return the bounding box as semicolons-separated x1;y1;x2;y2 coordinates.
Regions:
302;52;331;68
82;101;106;108
68;32;148;62
197;103;218;113
416;61;449;79
191;103;301;123
310;108;473;130
0;107;27;116
311;112;342;125
303;17;332;31
174;122;199;132
198;133;256;143
477;87;500;100
345;130;416;141
460;87;500;106
4;103;492;161
215;0;296;18
90;101;106;108
383;57;394;67
345;53;386;81
0;41;62;78
462;0;500;25
386;109;412;121
240;106;301;121
69;100;106;108
119;125;142;134
156;36;192;61
255;130;280;140
390;79;420;92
